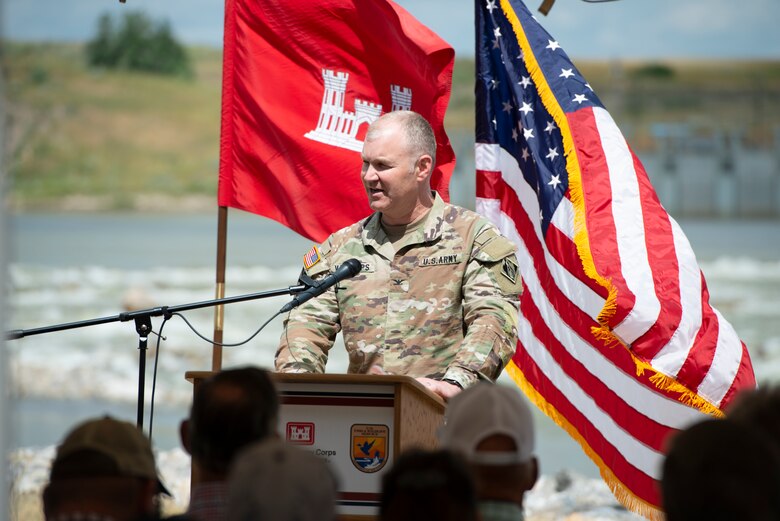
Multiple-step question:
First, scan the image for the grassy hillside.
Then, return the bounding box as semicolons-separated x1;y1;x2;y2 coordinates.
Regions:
4;43;223;210
4;42;780;211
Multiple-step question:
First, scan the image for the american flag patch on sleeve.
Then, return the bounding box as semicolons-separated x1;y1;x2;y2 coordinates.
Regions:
302;245;321;270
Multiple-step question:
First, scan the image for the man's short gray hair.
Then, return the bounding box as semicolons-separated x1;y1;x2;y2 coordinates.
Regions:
368;110;437;169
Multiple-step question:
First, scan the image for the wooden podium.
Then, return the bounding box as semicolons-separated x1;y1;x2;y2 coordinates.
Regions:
185;371;446;520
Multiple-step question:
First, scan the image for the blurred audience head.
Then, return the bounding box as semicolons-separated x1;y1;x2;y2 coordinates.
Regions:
43;415;168;521
181;366;279;479
661;418;780;521
438;382;538;506
227;438;338;521
380;449;478;521
727;383;780;449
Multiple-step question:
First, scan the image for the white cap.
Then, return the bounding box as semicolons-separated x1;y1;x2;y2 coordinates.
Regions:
438;383;535;465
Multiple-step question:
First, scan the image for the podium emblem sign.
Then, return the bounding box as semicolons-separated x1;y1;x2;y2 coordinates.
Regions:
181;373;446;519
286;422;315;445
350;424;389;473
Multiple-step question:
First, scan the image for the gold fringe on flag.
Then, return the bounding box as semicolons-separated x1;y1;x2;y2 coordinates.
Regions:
505;362;665;521
499;0;620;339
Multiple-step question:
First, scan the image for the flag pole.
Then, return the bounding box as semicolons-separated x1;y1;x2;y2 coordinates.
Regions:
212;205;228;371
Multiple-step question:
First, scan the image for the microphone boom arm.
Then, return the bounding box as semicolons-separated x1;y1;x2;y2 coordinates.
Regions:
6;284;307;340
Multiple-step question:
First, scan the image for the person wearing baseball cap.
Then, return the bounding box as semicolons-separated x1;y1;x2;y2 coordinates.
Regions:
438;382;539;521
43;415;170;521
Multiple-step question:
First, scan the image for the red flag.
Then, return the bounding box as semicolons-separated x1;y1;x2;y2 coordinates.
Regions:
218;0;456;242
475;0;755;518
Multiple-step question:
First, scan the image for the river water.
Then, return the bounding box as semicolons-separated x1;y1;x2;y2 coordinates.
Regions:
6;210;780;485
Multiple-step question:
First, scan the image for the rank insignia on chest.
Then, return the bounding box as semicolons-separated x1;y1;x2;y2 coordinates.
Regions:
501;256;519;284
302;245;321;270
418;254;462;266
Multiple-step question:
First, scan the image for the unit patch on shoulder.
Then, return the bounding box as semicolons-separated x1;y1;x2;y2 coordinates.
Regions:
501;256;519;284
303;245;321;270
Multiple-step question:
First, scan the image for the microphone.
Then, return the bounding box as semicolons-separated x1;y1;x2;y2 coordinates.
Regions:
280;258;362;313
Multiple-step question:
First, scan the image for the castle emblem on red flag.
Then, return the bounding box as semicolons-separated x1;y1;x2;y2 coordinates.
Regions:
218;0;456;242
305;68;413;152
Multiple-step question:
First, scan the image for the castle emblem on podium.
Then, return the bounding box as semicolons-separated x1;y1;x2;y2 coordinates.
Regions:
305;68;413;152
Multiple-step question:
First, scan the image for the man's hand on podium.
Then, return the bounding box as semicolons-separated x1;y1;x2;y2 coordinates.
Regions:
367;365;462;400
367;365;390;376
416;378;461;400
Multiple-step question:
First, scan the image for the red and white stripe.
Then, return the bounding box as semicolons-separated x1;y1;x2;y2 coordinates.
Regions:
476;107;755;507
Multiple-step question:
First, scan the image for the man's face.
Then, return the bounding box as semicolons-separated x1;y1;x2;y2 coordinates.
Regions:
360;123;421;224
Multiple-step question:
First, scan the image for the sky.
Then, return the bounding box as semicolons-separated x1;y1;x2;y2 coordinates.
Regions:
3;0;780;60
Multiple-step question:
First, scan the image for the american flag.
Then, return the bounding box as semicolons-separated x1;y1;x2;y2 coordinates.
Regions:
474;0;756;516
303;245;321;270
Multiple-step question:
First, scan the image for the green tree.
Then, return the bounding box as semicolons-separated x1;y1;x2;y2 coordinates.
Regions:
85;11;192;78
632;63;675;81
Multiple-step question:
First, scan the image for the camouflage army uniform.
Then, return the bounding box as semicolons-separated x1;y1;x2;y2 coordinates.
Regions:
275;194;522;388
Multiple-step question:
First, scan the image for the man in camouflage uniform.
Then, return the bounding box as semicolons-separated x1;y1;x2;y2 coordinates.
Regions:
275;110;522;399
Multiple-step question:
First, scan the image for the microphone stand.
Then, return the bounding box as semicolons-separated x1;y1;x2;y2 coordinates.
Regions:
6;284;307;430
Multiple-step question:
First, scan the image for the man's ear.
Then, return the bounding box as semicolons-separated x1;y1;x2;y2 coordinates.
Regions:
415;155;433;181
179;419;192;455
